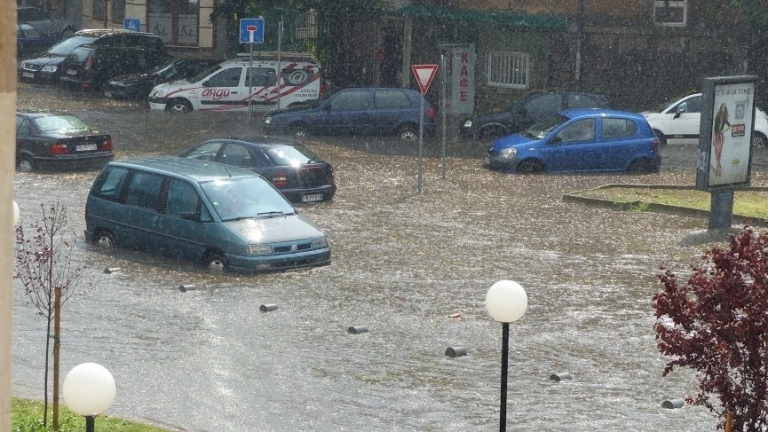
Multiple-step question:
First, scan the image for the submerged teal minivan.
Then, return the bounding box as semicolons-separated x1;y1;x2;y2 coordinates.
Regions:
85;157;331;272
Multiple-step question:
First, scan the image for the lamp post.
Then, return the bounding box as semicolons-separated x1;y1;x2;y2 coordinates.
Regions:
485;280;528;432
63;363;116;432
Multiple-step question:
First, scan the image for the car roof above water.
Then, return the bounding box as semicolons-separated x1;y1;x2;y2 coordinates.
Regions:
561;108;646;120
108;157;260;182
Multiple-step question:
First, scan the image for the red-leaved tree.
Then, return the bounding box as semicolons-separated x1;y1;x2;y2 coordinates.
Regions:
654;225;768;431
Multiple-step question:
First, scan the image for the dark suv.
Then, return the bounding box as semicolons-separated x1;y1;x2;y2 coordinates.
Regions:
58;31;168;91
19;29;131;83
459;91;611;140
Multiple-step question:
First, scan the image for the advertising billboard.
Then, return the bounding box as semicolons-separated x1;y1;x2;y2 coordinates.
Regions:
696;76;757;191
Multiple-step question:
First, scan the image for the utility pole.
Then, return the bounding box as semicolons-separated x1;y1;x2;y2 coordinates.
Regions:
1;0;18;430
575;0;585;89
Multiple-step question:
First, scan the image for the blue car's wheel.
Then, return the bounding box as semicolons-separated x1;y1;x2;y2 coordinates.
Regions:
516;160;544;174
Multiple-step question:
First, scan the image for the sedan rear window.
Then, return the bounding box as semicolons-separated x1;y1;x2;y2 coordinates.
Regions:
32;115;89;133
266;144;322;165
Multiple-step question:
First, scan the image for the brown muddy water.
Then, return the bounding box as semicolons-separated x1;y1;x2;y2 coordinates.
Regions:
12;82;768;431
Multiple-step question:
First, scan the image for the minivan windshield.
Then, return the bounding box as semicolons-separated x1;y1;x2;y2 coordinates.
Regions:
189;63;224;83
47;36;96;56
200;177;295;221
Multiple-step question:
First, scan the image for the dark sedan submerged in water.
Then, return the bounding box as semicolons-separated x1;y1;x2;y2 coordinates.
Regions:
16;111;114;172
179;136;336;204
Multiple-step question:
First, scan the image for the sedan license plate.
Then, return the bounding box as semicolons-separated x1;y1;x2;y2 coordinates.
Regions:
302;194;323;203
76;144;97;152
22;72;34;79
66;69;77;76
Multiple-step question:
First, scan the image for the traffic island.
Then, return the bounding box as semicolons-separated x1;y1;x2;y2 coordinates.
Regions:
562;184;768;227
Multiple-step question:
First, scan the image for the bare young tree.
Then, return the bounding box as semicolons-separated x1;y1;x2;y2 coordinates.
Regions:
654;225;768;431
15;202;84;429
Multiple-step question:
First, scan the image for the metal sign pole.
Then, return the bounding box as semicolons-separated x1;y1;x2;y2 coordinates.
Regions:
277;17;283;109
441;52;446;180
418;95;424;194
248;33;253;122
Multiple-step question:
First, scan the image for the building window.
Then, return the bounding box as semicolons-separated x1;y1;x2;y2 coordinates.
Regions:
654;1;687;27
112;0;126;24
294;10;317;39
486;51;529;89
92;0;125;23
93;0;105;21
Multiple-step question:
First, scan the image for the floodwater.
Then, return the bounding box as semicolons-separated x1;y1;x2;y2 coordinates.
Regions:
11;83;768;431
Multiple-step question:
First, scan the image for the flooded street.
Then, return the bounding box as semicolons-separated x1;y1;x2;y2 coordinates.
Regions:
12;83;768;431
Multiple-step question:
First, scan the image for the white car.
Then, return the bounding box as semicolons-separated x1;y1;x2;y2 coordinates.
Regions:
147;54;322;112
642;93;768;148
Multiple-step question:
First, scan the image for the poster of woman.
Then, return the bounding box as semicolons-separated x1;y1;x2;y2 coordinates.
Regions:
708;82;753;186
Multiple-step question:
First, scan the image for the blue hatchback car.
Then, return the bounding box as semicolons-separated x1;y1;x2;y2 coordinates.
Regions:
262;87;436;141
482;109;661;174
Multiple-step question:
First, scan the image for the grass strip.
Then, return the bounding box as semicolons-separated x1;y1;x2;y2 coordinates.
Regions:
12;397;173;432
576;186;768;220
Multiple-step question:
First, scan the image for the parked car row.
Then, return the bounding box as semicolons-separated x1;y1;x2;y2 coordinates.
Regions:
19;28;170;92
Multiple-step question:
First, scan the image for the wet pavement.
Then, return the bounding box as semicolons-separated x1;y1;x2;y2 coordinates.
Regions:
12;82;768;431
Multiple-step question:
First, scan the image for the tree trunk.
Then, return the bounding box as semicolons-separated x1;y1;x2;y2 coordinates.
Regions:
52;287;61;431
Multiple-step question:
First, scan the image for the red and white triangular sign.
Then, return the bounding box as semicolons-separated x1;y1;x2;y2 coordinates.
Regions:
411;64;438;95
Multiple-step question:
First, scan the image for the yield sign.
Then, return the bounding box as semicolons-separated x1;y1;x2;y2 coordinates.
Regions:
411;64;438;95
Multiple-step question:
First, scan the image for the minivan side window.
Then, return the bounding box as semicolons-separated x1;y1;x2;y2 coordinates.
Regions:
207;67;242;87
245;67;276;86
329;90;369;111
124;172;164;211
91;166;130;201
374;90;411;109
165;179;212;221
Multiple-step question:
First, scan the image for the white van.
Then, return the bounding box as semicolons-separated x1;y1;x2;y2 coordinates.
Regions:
147;52;322;113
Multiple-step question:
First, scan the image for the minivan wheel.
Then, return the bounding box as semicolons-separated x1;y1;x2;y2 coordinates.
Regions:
291;125;309;138
16;156;34;173
166;99;193;113
96;231;117;248
752;132;767;149
204;253;228;273
398;126;418;141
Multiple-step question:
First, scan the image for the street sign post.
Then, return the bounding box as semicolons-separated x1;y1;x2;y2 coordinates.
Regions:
239;18;264;44
411;64;439;193
239;18;265;121
123;18;140;32
412;64;438;96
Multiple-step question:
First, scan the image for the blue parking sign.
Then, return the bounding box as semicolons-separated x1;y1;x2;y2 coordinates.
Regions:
239;18;265;44
124;18;140;32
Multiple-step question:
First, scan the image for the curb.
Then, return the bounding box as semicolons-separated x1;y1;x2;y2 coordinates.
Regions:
562;184;768;225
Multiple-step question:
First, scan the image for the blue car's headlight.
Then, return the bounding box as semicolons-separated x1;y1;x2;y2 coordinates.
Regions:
499;147;517;159
263;116;272;125
312;237;328;249
41;65;57;73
